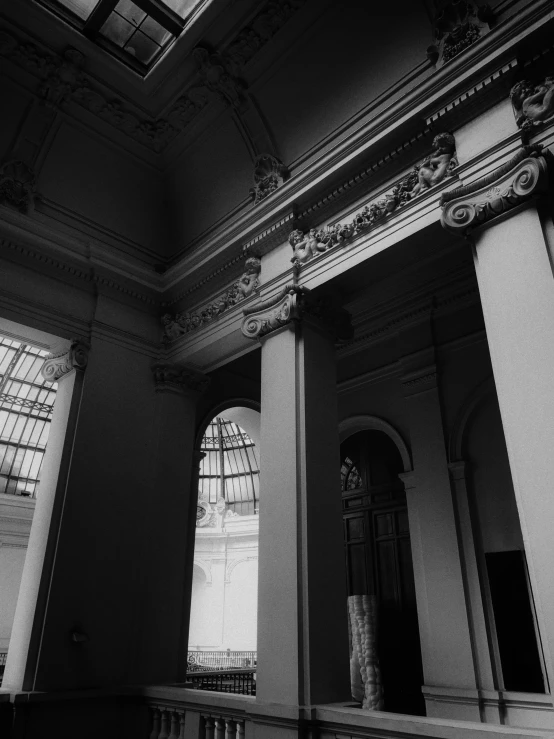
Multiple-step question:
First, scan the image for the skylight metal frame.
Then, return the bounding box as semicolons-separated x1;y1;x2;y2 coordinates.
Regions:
36;0;187;73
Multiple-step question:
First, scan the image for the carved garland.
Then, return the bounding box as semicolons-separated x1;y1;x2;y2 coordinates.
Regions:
161;257;261;342
440;145;550;235
289;133;457;268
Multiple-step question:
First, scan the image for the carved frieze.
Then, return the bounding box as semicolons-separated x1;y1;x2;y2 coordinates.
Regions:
250;154;288;204
41;340;89;382
162;257;261;342
510;75;554;131
152;363;209;394
440;145;550;235
0;160;37;213
427;1;493;67
290;133;457;268
192;47;245;108
241;285;352;341
40;47;87;108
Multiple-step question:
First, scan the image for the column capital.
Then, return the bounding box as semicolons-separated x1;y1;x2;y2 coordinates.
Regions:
152;363;209;395
241;285;352;341
41;339;89;382
440;145;550;236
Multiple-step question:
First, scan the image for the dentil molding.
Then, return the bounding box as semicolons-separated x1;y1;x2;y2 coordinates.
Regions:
440;144;551;235
41;340;89;382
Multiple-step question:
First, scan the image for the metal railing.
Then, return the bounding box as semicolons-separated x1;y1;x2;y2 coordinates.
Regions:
0;651;7;686
187;651;256;671
187;669;256;696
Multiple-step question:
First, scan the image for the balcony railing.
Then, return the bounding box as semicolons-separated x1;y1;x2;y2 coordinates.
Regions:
187;669;256;696
0;651;6;686
187;651;256;672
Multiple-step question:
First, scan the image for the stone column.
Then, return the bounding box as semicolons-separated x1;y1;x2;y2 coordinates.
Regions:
441;145;554;695
136;364;209;684
399;338;481;721
2;340;88;691
241;288;351;708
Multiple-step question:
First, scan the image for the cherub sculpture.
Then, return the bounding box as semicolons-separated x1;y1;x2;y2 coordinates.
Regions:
510;78;554;128
161;314;184;342
410;133;457;197
289;229;324;264
235;257;261;298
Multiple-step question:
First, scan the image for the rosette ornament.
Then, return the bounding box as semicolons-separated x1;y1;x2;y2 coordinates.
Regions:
441;146;550;236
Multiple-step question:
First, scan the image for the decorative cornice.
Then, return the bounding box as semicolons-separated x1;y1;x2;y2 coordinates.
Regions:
1;237;157;305
290;134;457;269
241;285;352;341
162;257;261;341
440;145;550;234
243;211;296;257
41;340;89;382
152;363;209;395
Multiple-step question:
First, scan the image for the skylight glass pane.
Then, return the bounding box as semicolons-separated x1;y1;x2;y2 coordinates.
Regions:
140;15;171;45
114;0;146;26
100;12;136;47
162;0;200;19
57;0;100;20
125;30;161;64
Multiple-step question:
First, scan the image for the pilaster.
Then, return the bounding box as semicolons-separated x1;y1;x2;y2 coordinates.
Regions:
242;291;350;712
3;340;89;691
440;144;554;698
398;335;480;721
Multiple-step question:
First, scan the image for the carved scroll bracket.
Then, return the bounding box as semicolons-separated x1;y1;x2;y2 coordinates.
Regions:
241;285;352;342
153;363;209;396
41;340;89;382
440;145;551;236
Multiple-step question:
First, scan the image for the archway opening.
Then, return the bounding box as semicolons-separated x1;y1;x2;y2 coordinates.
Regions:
340;429;424;716
187;408;260;691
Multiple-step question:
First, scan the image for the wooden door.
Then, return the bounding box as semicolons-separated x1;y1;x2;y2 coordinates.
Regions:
341;431;424;715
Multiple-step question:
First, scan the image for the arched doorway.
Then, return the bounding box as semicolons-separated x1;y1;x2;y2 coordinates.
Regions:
188;406;260;672
340;428;424;715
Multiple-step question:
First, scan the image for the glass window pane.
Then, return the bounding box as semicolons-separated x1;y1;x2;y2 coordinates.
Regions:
114;0;146;25
100;12;136;47
140;15;171;45
125;30;160;64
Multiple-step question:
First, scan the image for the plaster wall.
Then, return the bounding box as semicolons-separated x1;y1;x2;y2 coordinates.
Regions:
167;117;253;250
0;79;167;260
253;0;431;169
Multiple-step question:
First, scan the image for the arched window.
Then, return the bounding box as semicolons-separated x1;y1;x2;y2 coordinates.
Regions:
198;418;260;517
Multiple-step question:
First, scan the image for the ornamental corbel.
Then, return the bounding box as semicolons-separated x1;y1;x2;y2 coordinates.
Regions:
241;285;352;342
41;340;89;382
241;285;304;340
440;145;551;236
152;363;209;395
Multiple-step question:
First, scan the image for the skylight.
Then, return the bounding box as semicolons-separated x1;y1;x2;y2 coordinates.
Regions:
39;0;204;70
